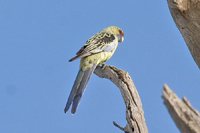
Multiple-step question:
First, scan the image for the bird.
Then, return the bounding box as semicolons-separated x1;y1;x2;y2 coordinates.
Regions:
64;26;124;114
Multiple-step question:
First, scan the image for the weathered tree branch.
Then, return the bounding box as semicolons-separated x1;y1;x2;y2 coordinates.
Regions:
94;65;148;133
166;0;200;132
167;0;200;68
162;84;200;133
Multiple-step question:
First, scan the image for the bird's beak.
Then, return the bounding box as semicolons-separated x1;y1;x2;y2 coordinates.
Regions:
119;36;124;43
117;33;124;43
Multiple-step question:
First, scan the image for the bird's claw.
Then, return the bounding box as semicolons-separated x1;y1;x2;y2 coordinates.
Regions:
98;63;106;69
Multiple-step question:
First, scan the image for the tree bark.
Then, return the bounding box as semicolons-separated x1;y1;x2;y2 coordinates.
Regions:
94;65;148;133
162;84;200;133
167;0;200;68
166;0;200;132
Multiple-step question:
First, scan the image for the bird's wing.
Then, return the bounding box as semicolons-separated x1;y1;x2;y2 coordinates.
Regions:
69;32;116;62
64;64;97;114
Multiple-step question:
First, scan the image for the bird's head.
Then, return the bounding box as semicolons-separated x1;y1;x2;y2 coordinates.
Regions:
103;26;124;43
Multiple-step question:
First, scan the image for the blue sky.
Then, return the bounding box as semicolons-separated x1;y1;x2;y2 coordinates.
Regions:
0;0;199;133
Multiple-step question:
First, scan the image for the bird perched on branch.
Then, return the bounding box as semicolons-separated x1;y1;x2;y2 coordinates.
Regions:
64;26;124;114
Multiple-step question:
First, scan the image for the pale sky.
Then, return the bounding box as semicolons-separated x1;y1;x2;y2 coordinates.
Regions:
0;0;199;133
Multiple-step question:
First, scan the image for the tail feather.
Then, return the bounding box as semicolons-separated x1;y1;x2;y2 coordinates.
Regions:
64;70;84;113
64;64;96;114
71;66;95;113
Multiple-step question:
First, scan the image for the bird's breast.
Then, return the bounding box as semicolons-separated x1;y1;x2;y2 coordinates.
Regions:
80;51;115;71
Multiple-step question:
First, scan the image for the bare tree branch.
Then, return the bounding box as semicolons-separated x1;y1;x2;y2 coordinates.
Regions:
167;0;200;68
162;84;200;133
94;65;148;133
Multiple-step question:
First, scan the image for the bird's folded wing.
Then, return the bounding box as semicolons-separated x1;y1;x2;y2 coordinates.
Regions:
69;32;116;62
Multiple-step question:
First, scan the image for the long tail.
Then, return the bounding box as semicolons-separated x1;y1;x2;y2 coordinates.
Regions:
64;65;96;114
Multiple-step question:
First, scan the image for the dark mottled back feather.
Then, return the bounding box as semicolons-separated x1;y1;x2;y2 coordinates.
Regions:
69;32;116;62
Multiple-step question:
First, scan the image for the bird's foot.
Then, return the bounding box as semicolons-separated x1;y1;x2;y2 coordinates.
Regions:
98;63;107;69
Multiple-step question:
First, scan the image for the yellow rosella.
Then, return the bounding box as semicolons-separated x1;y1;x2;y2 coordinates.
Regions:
64;26;124;114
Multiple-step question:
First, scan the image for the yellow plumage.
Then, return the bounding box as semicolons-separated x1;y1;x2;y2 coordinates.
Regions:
80;38;118;71
64;26;124;114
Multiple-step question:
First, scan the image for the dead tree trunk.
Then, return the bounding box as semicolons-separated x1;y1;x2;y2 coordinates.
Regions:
162;84;200;133
167;0;200;68
94;65;148;133
163;0;200;132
